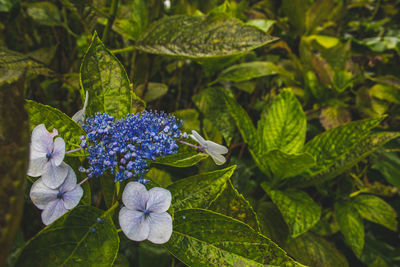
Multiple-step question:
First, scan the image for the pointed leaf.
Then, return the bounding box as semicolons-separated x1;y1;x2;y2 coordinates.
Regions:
164;209;300;266
153;142;208;167
136;15;278;59
352;194;397;231
262;186;321;238
167;166;236;211
25;100;86;156
15;206;119;266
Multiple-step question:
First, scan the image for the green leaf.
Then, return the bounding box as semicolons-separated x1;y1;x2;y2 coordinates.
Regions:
335;201;364;257
0;0;19;12
173;109;200;133
164;209;300;266
26;2;62;26
0;78;29;266
245;19;275;33
136;82;168;102
352;194;397;231
209;179;260;232
263;150;315;180
145;168;173;187
167;166;236;211
370;84;400;104
25;100;86;156
15;206;119;266
152;142;208;167
281;0;309;35
214;61;292;83
192;87;235;145
295;131;399;187
319;105;352;130
80;32;143;118
136;15;278;59
258;90;306;153
100;173;117;208
262;186;321;238
372;152;400;187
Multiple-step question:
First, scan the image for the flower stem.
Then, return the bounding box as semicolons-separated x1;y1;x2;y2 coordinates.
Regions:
103;201;120;218
78;177;89;186
178;140;204;151
65;147;83;154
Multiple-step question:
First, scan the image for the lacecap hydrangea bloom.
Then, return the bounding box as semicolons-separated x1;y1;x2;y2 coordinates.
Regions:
81;111;182;182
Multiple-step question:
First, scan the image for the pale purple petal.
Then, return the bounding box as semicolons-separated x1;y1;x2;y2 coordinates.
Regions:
29;145;47;161
122;182;149;211
30;178;58;210
62;186;83;209
207;150;227;165
59;164;77;192
27;157;50;177
41;161;68;189
41;199;68;225
31;124;53;154
119;207;149;241
147;187;171;213
147;212;173;244
51;137;65;166
205;141;228;154
190;130;206;146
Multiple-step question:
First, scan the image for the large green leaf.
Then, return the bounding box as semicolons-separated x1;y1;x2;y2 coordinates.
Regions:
25;100;86;156
26;2;62;26
167;166;236;211
192;87;235;145
214;61;292;83
136;14;277;59
209;179;260;232
263;150;315;180
262;186;321;238
164;209;300;266
372;152;400;187
0;78;29;266
352;194;397;231
258;90;306;153
153;142;208;167
295;131;399;187
80;32;143;118
15;206;119;266
335;201;364;257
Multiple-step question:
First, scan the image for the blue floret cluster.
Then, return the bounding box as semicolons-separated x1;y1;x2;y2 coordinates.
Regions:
80;111;182;182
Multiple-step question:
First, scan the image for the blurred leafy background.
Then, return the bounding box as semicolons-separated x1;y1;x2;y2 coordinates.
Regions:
1;0;400;266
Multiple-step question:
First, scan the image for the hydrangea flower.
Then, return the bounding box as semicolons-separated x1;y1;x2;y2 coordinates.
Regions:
189;130;228;165
30;164;83;225
119;182;172;244
27;124;68;189
82;111;181;182
72;90;89;124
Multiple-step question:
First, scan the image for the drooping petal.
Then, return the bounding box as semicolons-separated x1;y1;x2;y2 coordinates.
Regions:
122;182;149;211
205;140;228;154
30;178;58;210
147;212;173;244
41;161;69;189
51;137;65;166
147;187;171;213
62;186;83;210
71;109;84;123
31;124;53;154
206;150;227;165
58;164;77;193
119;207;149;241
41;199;68;225
27;157;50;177
190;130;206;146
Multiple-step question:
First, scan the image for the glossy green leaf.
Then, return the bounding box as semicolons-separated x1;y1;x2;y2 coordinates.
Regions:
136;15;278;59
164;209;300;266
335;201;364;257
295;131;399;187
262;186;321;238
153;142;208;167
209;179;260;232
145;168;173;187
26;2;62;26
167;166;236;211
136;82;168;102
25;100;86;156
80;32;142;118
258;90;306;153
214;61;292;83
263;150;315;180
245;19;275;33
0;78;29;266
15;206;119;266
192;87;235;145
352;194;397;231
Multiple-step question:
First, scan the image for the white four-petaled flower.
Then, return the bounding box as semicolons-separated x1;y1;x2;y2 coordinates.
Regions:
30;164;83;225
119;182;172;244
189;130;228;165
27;124;68;189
